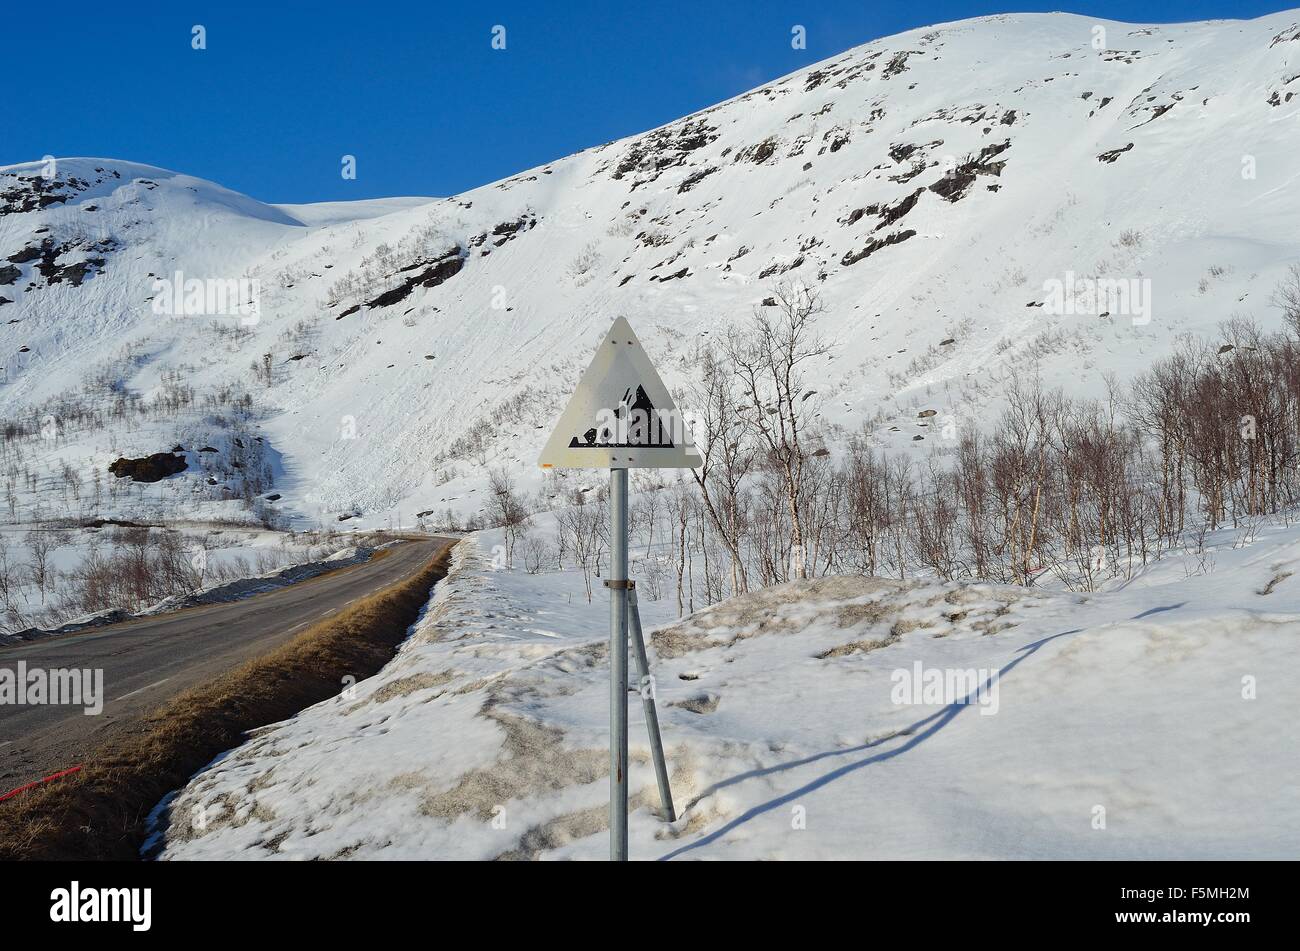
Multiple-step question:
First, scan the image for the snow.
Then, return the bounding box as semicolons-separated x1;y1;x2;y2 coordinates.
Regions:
4;12;1300;530
152;516;1299;860
270;197;438;228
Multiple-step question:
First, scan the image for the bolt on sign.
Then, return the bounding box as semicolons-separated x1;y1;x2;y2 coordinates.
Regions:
539;317;702;469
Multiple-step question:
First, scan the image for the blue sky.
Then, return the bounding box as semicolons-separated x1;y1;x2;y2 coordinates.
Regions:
5;1;1294;203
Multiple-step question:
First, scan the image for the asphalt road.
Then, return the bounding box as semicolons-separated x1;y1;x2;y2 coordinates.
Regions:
0;536;455;790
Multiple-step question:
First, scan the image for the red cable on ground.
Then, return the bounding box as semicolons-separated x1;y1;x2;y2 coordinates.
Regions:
0;765;83;803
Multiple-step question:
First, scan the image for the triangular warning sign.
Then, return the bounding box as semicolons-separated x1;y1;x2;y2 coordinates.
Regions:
539;317;701;469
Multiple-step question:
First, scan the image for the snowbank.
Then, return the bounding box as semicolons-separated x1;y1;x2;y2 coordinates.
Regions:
154;521;1300;860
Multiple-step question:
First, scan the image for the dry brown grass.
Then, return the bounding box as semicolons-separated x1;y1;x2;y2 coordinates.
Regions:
0;545;452;861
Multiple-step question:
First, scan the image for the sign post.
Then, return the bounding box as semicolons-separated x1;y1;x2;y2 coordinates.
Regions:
628;584;676;822
539;317;700;860
608;468;629;860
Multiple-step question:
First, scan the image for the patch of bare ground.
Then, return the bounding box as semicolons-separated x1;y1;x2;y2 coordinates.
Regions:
817;633;899;659
651;576;919;659
364;669;456;706
493;791;657;860
492;744;700;859
670;692;721;714
1258;570;1292;596
419;709;608;823
651;576;1028;661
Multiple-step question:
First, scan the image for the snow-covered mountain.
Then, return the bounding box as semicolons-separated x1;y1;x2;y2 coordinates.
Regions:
4;10;1300;528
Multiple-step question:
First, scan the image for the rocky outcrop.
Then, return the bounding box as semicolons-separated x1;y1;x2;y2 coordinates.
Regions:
338;246;465;318
108;452;188;482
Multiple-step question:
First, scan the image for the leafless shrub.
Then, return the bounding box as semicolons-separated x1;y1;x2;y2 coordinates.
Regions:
639;268;1300;607
519;534;551;574
566;242;602;284
487;468;533;566
558;488;606;602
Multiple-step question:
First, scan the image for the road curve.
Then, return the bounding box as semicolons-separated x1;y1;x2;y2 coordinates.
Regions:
0;536;456;789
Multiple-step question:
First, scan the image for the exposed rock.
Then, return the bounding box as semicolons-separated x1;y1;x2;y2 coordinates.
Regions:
484;215;536;247
6;245;41;264
339;246;465;317
612;118;720;187
678;166;718;193
882;50;918;79
875;187;925;230
840;229;917;266
824;127;851;153
734;137;779;165
889;141;921;163
928;140;1010;202
0;173;86;216
109;453;188;483
1097;143;1135;163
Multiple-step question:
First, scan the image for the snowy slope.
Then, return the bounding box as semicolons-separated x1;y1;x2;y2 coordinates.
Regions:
4;12;1300;528
151;517;1299;860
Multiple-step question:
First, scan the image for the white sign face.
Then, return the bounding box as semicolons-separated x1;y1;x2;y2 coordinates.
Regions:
539;317;702;470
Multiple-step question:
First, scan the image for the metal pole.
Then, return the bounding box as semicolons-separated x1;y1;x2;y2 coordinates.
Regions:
609;467;629;861
628;586;676;822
